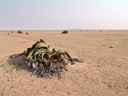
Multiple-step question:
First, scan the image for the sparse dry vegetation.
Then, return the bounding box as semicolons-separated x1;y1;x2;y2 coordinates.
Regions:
62;30;68;34
17;30;23;34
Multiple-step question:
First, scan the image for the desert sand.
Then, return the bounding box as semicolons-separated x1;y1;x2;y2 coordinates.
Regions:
0;30;128;96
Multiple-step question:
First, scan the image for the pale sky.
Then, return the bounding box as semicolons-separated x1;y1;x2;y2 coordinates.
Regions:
0;0;128;30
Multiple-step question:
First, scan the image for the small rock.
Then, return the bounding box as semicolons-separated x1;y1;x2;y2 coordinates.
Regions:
109;46;113;48
44;86;47;89
10;86;13;89
108;84;112;88
26;32;29;35
67;92;71;95
1;93;4;96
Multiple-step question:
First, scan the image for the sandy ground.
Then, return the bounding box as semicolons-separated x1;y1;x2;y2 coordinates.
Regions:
0;30;128;96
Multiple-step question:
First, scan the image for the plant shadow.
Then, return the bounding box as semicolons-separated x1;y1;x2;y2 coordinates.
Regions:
7;54;29;72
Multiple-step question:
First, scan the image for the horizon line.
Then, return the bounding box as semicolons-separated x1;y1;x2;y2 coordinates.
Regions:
0;28;128;31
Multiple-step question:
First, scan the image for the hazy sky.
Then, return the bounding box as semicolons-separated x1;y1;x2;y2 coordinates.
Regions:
0;0;128;30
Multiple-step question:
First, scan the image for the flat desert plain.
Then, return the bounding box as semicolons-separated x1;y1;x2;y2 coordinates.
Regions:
0;30;128;96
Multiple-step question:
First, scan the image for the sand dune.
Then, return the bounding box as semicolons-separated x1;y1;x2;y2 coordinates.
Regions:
0;30;128;96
